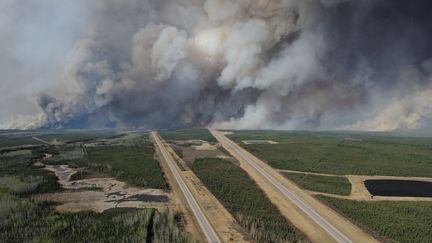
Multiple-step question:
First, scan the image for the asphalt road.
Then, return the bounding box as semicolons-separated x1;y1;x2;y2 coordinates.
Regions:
151;132;221;243
211;130;353;243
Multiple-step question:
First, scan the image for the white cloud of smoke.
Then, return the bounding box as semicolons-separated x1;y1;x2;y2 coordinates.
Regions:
2;0;432;131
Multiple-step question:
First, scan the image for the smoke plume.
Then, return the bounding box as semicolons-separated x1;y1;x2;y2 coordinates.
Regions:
2;0;432;131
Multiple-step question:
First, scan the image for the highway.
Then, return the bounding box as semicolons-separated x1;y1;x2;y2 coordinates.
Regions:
151;132;221;243
211;130;353;243
32;136;51;145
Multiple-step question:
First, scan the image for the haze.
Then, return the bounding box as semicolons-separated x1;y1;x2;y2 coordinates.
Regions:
1;0;432;131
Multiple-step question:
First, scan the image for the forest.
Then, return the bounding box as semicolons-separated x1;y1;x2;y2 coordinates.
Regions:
192;158;307;243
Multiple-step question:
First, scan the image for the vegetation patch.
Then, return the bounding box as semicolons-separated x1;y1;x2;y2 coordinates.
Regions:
229;131;432;177
0;187;9;195
69;171;91;181
36;130;120;144
0;193;191;243
0;130;121;148
0;131;190;243
172;146;184;158
0;152;61;194
0;135;42;148
320;196;432;243
282;172;351;196
159;129;216;143
86;143;168;190
30;134;168;190
192;158;306;243
39;145;87;167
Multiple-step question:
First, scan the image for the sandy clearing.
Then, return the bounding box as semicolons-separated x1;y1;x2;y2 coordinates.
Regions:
36;190;170;213
38;164;170;213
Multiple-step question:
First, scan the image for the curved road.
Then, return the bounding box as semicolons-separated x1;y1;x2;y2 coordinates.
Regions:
211;130;353;243
151;132;221;243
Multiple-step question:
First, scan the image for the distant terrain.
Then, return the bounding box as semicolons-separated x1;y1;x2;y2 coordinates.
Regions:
228;130;432;177
226;130;432;242
0;130;191;242
1;129;431;243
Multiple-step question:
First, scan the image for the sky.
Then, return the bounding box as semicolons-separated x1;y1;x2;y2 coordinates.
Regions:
0;0;91;124
1;0;432;131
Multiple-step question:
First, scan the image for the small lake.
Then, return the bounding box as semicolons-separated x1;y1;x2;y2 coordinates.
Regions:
365;179;432;197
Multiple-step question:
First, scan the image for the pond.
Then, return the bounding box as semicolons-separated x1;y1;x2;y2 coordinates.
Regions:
364;179;432;197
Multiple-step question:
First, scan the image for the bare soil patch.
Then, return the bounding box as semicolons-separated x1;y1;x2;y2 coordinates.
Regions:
36;164;170;213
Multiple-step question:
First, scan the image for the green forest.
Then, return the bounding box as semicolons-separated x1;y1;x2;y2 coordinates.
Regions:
320;196;432;243
0;132;191;243
229;130;432;177
159;129;217;143
192;158;307;243
0;192;190;243
281;172;351;195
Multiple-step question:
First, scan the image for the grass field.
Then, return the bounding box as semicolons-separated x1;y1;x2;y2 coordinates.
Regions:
320;196;432;242
159;129;216;143
281;172;351;196
228;130;432;177
192;158;306;243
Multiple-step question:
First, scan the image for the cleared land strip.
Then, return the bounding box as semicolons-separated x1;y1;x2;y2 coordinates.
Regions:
211;129;377;243
32;136;51;145
151;132;221;243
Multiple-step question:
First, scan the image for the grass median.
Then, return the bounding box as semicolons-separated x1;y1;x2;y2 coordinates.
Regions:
281;172;351;196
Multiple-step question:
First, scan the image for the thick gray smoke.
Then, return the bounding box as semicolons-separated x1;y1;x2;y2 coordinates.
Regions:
3;0;432;131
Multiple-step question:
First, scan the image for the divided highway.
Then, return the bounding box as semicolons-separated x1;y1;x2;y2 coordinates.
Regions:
151;132;221;243
211;130;354;243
